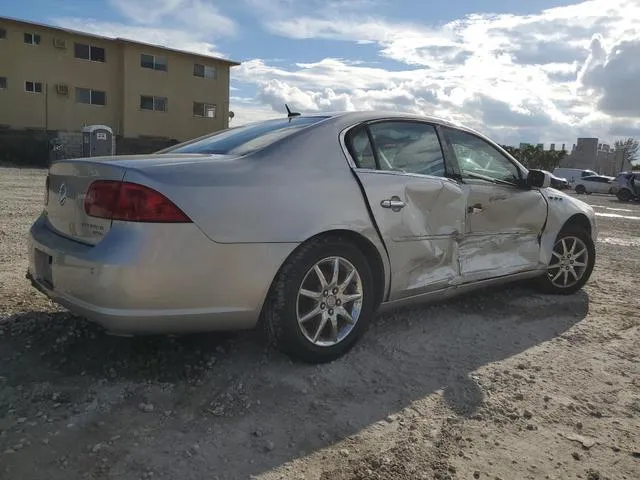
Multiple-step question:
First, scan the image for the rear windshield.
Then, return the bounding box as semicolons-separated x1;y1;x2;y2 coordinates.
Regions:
162;116;328;155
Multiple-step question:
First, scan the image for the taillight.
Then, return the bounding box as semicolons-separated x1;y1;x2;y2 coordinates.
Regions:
84;181;191;223
44;175;50;205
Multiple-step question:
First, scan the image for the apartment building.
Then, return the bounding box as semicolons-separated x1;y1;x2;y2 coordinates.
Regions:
0;16;240;142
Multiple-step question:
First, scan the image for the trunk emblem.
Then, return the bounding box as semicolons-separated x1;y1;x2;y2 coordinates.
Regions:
58;183;68;206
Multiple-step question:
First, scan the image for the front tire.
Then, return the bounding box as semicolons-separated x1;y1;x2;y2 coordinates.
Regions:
535;226;595;295
575;185;586;194
617;189;632;202
262;236;375;363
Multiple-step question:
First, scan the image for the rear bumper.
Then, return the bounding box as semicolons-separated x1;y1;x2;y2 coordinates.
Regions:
27;213;298;334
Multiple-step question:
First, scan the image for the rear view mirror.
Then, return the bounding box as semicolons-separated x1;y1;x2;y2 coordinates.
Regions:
527;169;552;188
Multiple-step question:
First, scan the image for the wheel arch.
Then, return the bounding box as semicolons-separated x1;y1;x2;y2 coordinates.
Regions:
261;229;388;319
562;213;592;235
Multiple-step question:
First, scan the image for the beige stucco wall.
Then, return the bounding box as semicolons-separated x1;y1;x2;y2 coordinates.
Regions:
120;42;230;140
0;21;121;131
0;18;234;142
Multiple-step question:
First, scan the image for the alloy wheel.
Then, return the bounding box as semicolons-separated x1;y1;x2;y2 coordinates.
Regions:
548;236;589;289
296;256;363;347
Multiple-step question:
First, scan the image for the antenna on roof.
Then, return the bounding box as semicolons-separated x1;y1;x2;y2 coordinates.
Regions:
285;104;301;118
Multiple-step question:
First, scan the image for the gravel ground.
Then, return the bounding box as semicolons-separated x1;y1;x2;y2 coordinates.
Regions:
0;166;639;480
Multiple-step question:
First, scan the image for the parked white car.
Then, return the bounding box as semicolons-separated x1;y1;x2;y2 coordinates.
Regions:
573;175;615;194
553;168;598;185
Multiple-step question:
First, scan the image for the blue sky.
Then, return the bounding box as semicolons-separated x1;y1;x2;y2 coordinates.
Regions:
3;0;640;145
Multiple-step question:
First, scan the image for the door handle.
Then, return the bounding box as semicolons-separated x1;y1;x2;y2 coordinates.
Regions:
381;197;406;211
467;203;483;214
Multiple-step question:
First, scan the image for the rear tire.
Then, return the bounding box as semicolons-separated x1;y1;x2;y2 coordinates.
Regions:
575;185;586;194
617;189;632;202
535;225;595;295
262;235;375;363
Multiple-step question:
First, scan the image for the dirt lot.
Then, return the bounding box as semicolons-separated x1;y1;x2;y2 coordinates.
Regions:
0;166;639;480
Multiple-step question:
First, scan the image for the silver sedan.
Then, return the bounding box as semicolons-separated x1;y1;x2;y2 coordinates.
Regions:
27;111;597;362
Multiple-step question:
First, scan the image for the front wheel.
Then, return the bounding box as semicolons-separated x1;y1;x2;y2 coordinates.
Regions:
617;189;632;202
535;226;595;295
575;185;586;194
262;236;375;363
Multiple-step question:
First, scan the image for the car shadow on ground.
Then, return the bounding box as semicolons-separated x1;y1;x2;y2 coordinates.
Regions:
0;285;589;480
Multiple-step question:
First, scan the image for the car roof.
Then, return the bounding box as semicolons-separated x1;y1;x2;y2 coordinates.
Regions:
294;110;489;140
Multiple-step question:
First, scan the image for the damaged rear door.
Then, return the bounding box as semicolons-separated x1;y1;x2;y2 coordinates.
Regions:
344;120;466;301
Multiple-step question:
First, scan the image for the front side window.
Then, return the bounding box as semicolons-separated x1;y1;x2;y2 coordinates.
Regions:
444;128;521;184
366;121;446;177
164;116;328;156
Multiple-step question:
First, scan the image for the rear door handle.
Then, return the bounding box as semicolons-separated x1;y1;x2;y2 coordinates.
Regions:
467;203;483;214
381;197;406;211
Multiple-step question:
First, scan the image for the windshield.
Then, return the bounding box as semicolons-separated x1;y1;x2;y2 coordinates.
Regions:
161;116;329;155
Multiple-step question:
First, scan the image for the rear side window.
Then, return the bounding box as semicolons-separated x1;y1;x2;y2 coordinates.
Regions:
345;121;447;177
165;116;328;155
345;126;376;169
369;122;446;176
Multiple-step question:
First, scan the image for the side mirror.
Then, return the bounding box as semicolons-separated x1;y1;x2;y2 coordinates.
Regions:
526;169;551;188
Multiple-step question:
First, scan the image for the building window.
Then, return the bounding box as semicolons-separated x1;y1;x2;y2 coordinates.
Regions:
24;32;41;45
0;28;7;40
193;63;217;79
193;102;217;118
74;43;106;62
140;54;167;71
25;81;43;93
0;77;7;90
75;87;106;105
140;95;168;112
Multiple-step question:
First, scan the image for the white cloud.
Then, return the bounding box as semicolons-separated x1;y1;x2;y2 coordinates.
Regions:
109;0;236;37
234;0;640;143
228;102;281;126
54;18;227;57
54;0;237;58
579;35;640;117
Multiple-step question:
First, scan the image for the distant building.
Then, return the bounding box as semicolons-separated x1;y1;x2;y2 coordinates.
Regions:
0;16;240;141
550;143;556;151
536;143;544;149
562;138;599;170
559;137;632;175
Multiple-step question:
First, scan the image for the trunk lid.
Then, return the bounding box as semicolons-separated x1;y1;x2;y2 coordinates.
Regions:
44;154;227;245
46;160;126;245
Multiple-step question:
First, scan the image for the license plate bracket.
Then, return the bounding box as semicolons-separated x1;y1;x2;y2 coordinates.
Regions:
35;249;53;288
